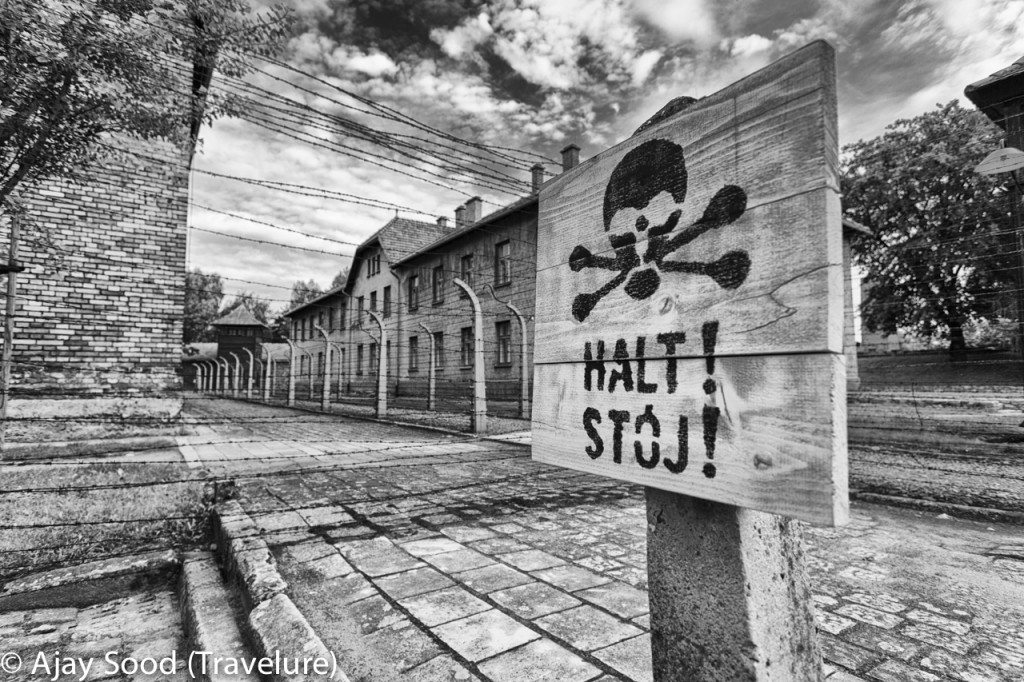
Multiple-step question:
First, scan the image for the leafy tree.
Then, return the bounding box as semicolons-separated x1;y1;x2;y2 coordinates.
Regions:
0;0;290;210
842;100;1014;360
183;268;223;343
330;264;351;289
290;278;323;308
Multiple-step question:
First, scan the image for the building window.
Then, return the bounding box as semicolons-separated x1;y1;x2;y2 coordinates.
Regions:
496;321;511;366
370;290;377;312
328;307;335;331
357;344;363;374
460;254;473;296
432;265;444;304
357;296;365;322
460;327;474;367
434;331;444;368
369;343;378;374
383;286;392;318
408;275;419;311
367;252;381;277
317;352;324;374
339;302;346;329
409;336;419;372
495;240;512;285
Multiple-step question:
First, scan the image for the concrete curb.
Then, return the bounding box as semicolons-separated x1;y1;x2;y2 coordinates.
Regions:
851;491;1024;525
3;435;181;461
232;396;532;448
0;549;178;611
178;552;259;682
212;501;351;682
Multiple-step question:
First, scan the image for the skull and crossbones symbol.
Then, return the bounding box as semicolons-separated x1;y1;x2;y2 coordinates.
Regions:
569;139;752;322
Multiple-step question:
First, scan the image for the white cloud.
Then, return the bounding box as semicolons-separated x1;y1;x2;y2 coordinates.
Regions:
431;13;494;58
728;34;772;58
631;49;662;84
631;0;719;47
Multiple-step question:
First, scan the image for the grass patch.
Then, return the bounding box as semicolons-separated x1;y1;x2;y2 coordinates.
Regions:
0;461;214;581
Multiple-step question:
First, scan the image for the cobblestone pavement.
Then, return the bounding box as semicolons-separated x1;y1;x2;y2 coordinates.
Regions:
188;398;1024;682
0;588;188;681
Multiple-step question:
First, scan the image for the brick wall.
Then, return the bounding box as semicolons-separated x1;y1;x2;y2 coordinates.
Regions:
1;136;189;404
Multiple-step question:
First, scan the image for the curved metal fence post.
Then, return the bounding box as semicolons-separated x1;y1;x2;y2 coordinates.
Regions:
453;277;486;434
418;323;435;410
263;351;273;403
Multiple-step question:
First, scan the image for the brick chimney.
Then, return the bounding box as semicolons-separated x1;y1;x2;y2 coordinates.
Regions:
531;163;545;193
561;144;580;172
455;204;466;229
437;216;449;229
465;196;483;224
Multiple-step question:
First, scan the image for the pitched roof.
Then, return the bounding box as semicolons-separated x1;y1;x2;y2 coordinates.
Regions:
283;216;453;318
394;194;537;267
964;56;1024;128
212;306;266;327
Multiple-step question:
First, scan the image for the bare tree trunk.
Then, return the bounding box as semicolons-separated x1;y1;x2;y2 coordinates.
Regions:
948;319;967;363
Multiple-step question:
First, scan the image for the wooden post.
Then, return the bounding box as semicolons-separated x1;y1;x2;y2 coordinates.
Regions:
646;489;822;680
486;284;530;418
419;323;435;410
314;323;331;412
284;339;297;407
242;347;255;400
365;310;387;417
453;277;486;434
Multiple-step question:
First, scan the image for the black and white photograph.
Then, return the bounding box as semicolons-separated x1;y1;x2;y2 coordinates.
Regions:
0;0;1022;680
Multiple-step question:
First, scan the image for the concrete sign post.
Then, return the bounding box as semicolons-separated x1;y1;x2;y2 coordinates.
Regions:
418;323;436;410
453;277;487;434
532;42;844;680
365;310;387;417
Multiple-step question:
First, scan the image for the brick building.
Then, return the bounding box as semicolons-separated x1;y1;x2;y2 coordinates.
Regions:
2;136;191;418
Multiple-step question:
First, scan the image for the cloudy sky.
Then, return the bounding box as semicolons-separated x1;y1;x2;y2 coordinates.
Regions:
188;0;1024;312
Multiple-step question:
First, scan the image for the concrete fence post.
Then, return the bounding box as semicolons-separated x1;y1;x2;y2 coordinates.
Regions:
229;352;242;398
365;310;386;417
486;284;530;419
194;364;203;393
329;342;343;400
242;347;255;400
218;358;229;396
314;323;331;412
206;361;215;393
284;339;297;407
263;352;274;403
418;323;435;410
453;277;486;434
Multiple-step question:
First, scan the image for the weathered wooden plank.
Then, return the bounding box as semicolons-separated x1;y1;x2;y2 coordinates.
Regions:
532;352;848;525
534;40;840;363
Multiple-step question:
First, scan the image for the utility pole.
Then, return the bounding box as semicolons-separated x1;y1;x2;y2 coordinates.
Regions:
0;213;25;455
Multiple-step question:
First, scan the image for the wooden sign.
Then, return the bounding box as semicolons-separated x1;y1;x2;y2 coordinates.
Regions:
531;41;847;526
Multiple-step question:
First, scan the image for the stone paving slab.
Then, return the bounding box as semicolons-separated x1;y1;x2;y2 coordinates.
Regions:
189;398;1024;682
